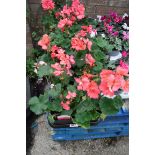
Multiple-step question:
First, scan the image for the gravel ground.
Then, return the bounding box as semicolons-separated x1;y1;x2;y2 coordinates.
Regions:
27;114;129;155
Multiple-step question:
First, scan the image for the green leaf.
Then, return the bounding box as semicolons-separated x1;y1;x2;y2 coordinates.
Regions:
93;62;103;72
39;53;52;62
75;111;100;124
37;65;53;78
76;100;97;113
96;37;114;52
96;37;108;48
67;85;76;92
28;96;48;115
48;83;61;98
93;50;105;61
50;99;62;112
107;61;116;69
113;96;124;109
61;109;73;116
106;44;114;52
47;113;55;123
99;96;123;115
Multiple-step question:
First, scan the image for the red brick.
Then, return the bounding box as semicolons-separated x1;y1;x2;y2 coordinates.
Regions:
28;0;41;4
86;13;97;18
90;0;109;5
29;4;42;15
86;5;96;14
95;5;129;16
108;0;129;7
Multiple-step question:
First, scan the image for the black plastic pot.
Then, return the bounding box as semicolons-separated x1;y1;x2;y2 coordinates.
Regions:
47;113;100;128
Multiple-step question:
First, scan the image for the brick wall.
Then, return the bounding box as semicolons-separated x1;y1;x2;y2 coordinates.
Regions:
26;22;33;57
28;0;129;17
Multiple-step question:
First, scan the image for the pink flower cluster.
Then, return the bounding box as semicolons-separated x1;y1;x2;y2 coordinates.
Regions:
38;34;50;50
57;0;85;29
71;37;92;51
85;54;95;67
71;26;93;51
101;12;123;35
99;66;129;97
61;91;76;110
122;51;128;57
123;31;129;40
61;101;71;110
41;0;55;11
51;45;75;76
119;60;129;70
75;74;100;99
109;12;123;23
101;12;122;24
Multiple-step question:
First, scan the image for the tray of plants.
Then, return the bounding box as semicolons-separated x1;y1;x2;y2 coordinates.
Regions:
27;0;129;140
49;107;129;141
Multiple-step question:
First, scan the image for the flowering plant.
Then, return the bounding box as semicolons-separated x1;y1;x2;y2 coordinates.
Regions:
28;0;129;128
96;12;129;70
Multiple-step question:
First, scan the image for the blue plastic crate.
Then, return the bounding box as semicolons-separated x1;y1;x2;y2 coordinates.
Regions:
47;108;129;141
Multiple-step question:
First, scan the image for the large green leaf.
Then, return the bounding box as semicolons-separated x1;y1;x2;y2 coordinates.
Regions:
93;62;103;72
50;99;62;112
61;109;73;116
93;50;105;61
37;65;53;78
48;83;61;98
76;100;97;113
96;37;114;52
67;85;76;92
75;111;100;124
28;96;48;115
99;96;123;115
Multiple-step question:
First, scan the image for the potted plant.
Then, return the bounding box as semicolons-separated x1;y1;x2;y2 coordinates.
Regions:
28;0;129;128
96;12;129;69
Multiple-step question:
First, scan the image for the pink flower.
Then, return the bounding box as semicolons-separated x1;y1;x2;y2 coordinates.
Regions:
99;68;129;96
114;16;122;23
53;70;64;76
100;70;115;82
86;39;92;51
116;66;128;76
41;0;55;11
66;91;77;99
110;11;117;18
51;45;58;53
75;76;90;91
122;51;128;57
112;31;119;36
107;25;113;33
61;101;70;110
87;81;100;99
58;18;68;29
99;82;115;97
76;30;87;37
85;54;95;67
112;75;123;91
121;80;129;92
72;0;85;20
51;63;62;71
119;60;129;70
123;31;129;40
71;37;86;51
51;63;64;76
38;34;50;50
61;5;72;16
81;25;93;34
69;55;75;64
